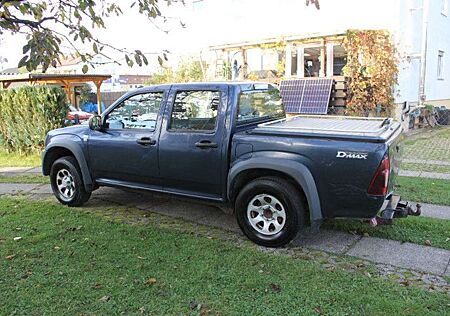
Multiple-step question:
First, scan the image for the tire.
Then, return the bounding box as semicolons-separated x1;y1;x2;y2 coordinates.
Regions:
235;176;306;247
50;156;91;207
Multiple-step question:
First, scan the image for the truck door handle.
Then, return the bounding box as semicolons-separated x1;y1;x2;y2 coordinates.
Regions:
136;137;156;146
195;140;218;149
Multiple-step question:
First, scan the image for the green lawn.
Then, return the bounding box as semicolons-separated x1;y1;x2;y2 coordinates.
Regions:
0;149;41;168
0;174;49;184
1;197;448;315
325;216;450;250
396;176;450;206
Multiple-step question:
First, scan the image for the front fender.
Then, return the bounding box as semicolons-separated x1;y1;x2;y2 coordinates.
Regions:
42;135;93;192
228;152;322;222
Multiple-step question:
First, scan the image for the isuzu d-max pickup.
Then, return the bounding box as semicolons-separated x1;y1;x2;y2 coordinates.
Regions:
43;82;404;247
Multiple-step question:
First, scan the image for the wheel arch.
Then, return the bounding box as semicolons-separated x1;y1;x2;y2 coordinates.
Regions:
42;139;93;192
228;157;322;223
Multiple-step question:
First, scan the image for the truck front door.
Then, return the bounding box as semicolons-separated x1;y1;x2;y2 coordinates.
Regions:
158;85;228;200
88;89;167;187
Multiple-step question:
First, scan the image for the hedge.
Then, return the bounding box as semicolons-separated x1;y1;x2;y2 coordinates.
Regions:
0;86;68;154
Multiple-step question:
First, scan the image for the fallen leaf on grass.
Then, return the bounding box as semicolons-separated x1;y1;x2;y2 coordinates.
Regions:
137;256;146;260
314;306;323;314
189;301;201;310
146;277;157;285
270;283;281;293
54;246;60;250
13;237;22;241
92;283;102;289
99;295;110;302
5;254;15;260
424;240;432;246
399;280;410;287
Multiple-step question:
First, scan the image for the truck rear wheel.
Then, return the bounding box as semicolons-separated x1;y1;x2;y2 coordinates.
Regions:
50;156;91;207
235;176;305;247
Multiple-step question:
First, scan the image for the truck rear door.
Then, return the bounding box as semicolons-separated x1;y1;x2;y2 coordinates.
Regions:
158;84;229;200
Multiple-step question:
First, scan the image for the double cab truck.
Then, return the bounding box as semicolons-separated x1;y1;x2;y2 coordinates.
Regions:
43;82;404;247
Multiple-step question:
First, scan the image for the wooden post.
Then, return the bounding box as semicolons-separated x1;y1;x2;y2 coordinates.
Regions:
242;48;248;79
296;45;304;78
326;43;334;77
94;80;102;114
285;43;292;78
319;39;326;77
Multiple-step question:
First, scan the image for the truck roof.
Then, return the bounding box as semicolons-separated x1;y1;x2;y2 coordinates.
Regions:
127;81;276;93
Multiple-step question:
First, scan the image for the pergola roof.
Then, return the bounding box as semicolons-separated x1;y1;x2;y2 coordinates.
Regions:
0;73;111;113
0;73;110;88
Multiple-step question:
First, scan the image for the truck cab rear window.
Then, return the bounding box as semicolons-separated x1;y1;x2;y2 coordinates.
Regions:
169;90;220;132
237;89;285;124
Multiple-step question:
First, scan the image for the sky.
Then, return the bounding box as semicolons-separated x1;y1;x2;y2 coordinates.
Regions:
0;0;398;72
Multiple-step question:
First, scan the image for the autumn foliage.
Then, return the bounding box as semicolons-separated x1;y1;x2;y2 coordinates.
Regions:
343;30;398;117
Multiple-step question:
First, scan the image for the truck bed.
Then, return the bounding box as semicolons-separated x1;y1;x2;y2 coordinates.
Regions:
254;115;402;142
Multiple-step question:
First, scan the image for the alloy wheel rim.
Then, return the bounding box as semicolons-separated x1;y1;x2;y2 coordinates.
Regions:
56;168;75;200
246;194;286;236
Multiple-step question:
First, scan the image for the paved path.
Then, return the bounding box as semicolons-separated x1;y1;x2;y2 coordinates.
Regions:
0;166;41;175
401;158;450;166
413;202;450;220
1;182;449;277
399;169;450;180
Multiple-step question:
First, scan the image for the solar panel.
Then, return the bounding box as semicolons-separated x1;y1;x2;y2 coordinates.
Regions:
280;78;333;114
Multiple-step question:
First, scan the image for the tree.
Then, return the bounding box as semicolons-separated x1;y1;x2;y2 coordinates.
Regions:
147;59;204;84
0;0;182;73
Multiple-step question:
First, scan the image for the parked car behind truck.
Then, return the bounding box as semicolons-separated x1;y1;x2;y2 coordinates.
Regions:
43;82;403;247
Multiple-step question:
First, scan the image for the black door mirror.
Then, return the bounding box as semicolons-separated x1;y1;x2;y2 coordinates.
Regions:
89;115;103;131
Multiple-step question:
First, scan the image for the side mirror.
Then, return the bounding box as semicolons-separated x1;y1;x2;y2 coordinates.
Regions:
89;115;103;131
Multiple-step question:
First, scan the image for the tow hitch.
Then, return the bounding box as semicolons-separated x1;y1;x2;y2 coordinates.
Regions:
369;195;421;226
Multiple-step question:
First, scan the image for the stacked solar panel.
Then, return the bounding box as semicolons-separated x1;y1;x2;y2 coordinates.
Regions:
279;78;333;114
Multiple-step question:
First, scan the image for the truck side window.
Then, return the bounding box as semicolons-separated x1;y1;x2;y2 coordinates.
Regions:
169;90;220;131
106;92;163;130
237;89;285;124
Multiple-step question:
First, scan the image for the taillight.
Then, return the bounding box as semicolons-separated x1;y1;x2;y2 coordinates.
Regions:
367;155;390;196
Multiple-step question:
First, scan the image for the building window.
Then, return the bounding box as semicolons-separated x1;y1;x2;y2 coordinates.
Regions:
438;50;444;79
442;0;448;16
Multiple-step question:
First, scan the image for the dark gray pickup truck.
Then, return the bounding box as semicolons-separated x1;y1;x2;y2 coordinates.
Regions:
43;82;404;247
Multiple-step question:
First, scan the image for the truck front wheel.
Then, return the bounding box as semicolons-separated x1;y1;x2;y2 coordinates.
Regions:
50;156;91;207
235;176;305;247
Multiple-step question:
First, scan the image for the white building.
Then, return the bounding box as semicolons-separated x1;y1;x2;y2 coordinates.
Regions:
183;0;450;119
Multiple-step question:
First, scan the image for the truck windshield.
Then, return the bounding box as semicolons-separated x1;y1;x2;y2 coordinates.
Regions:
237;89;285;124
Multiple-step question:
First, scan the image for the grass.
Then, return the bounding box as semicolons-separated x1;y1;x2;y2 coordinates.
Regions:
325;216;450;250
0;174;49;184
0;197;449;315
396;176;450;206
0;149;41;168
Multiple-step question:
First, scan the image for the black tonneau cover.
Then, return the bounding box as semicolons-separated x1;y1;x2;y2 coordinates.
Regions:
253;115;402;143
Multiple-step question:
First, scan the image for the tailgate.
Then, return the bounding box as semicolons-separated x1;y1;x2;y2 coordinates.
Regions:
387;127;404;194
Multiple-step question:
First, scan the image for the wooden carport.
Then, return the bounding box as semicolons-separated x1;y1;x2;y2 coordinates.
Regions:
0;73;111;114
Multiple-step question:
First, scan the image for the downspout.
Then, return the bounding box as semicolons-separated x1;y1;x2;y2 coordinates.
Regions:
418;0;429;106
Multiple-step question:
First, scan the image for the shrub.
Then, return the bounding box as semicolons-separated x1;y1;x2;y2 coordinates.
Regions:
0;86;67;154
